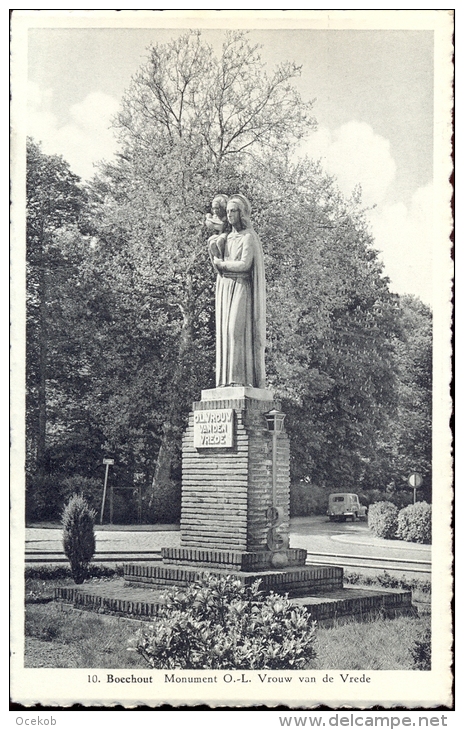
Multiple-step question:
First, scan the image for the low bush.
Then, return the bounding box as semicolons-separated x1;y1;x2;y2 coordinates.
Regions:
60;476;101;513
344;571;431;594
144;480;181;524
62;494;96;584
25;564;123;581
368;501;399;539
26;475;63;522
397;502;432;544
290;481;331;516
384;489;415;511
410;625;431;670
133;574;317;670
357;489;414;511
26;475;103;523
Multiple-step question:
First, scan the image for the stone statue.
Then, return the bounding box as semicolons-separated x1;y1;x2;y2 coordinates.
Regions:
205;194;229;268
209;193;266;389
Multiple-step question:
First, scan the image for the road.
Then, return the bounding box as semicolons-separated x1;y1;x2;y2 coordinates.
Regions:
25;516;431;577
289;516;431;577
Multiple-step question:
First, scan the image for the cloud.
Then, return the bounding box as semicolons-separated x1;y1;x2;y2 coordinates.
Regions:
300;121;396;207
27;82;120;180
367;184;434;306
27;92;435;306
299;121;433;305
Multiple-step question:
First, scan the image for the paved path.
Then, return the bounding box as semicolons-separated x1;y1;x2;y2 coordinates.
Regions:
25;524;180;554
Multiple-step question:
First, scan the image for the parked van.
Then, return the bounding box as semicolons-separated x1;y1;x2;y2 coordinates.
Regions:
327;493;367;522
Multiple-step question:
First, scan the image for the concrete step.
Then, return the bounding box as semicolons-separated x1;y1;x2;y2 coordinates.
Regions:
54;578;416;627
123;561;344;596
160;546;307;571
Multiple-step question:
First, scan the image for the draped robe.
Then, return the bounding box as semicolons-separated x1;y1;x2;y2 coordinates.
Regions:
215;227;266;389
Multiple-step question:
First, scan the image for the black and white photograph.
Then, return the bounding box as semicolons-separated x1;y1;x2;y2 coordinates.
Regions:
10;9;454;712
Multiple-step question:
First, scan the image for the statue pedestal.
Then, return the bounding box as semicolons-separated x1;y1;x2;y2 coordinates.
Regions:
124;387;341;594
170;386;304;571
124;388;341;595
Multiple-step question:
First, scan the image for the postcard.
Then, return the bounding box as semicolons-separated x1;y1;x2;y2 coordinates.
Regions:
10;9;454;711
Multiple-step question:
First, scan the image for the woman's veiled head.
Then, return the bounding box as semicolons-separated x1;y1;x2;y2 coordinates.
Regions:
227;194;252;230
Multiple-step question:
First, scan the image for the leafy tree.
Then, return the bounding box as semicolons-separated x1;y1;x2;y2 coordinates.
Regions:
391;296;432;498
356;295;432;499
90;30;315;505
26;139;88;500
238;156;401;492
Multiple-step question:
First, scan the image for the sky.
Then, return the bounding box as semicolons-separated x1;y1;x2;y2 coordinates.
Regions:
25;21;440;306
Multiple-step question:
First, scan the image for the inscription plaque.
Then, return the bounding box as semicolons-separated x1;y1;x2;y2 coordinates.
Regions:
193;408;234;448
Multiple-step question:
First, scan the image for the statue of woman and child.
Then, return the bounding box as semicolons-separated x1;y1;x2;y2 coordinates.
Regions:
205;194;266;390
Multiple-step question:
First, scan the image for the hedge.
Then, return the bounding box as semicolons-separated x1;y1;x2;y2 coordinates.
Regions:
397;501;432;544
367;501;399;539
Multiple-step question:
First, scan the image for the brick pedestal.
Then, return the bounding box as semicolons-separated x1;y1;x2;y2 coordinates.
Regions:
124;562;343;597
174;386;304;571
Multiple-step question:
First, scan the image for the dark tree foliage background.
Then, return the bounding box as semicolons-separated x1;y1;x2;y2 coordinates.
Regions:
25;32;432;523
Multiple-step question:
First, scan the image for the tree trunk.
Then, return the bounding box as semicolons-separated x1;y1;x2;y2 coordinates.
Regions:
148;296;194;511
36;230;48;483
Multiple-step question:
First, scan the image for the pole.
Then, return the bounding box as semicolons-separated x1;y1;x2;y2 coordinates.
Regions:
100;463;110;524
272;429;277;508
110;478;114;525
408;472;422;506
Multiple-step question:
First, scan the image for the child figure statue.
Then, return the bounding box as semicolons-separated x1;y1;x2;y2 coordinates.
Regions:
206;194;229;269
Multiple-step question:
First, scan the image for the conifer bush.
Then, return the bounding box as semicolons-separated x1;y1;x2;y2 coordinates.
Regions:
62;494;96;584
133;574;317;670
367;501;399;539
397;501;432;544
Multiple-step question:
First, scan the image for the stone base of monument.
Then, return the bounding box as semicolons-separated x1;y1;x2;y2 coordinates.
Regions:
123;562;344;597
160;546;308;571
53;387;417;626
54;579;417;627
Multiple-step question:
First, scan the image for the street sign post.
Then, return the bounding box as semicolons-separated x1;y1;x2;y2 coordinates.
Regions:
100;459;115;524
408;472;423;504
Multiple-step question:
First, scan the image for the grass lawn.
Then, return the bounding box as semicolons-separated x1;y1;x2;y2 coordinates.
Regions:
24;576;431;671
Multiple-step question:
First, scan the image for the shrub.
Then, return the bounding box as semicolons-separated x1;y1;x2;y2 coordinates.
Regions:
133;574;317;670
62;494;97;584
397;502;432;544
344;571;431;595
145;480;181;524
385;490;414;511
25;564;124;581
26;474;102;523
26;475;63;522
410;626;431;670
361;489;386;507
290;481;346;517
60;475;101;513
368;501;399;539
